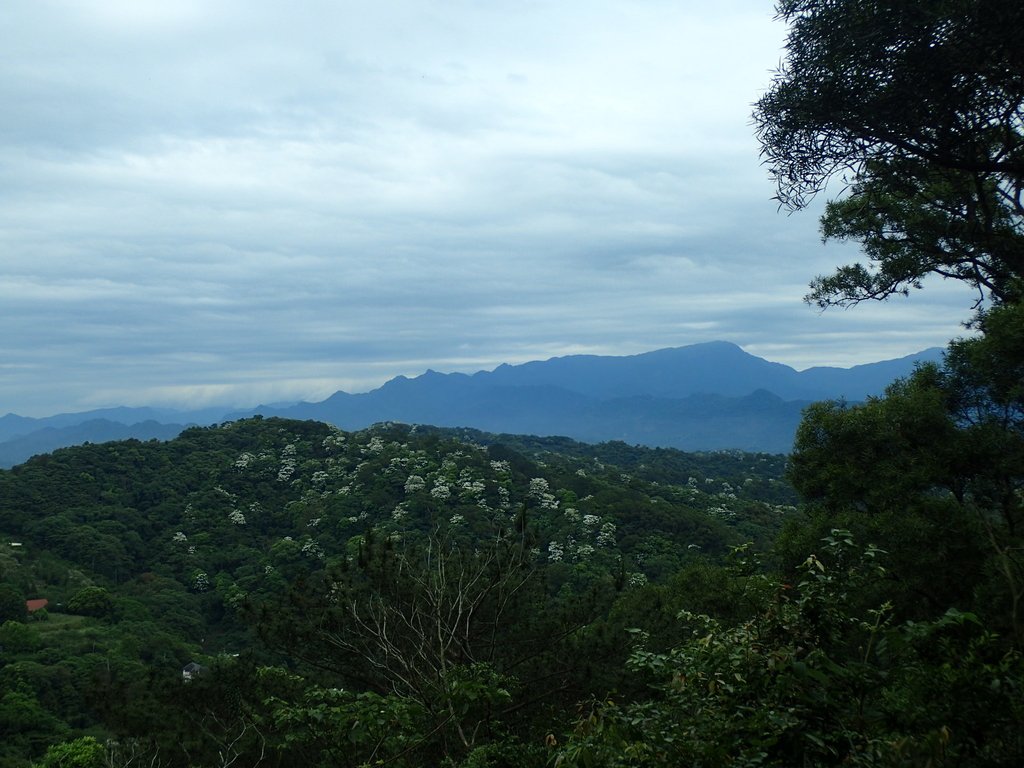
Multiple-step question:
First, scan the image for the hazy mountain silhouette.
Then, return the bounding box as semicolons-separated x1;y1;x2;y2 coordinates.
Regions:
0;419;186;468
240;342;943;453
0;342;943;466
469;342;940;401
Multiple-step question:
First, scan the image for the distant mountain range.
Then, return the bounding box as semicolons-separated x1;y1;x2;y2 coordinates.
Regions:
0;342;943;467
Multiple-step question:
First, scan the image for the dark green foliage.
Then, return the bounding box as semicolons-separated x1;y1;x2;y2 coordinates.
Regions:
263;673;433;767
0;394;1015;766
755;0;1024;208
0;690;69;765
33;736;105;768
65;587;114;620
254;522;617;764
0;583;26;623
786;316;1024;639
558;535;1024;767
0;620;41;653
0;417;787;766
814;156;1024;308
754;0;1024;309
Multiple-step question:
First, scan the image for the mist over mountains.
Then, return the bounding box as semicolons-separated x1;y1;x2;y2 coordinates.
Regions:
0;342;943;466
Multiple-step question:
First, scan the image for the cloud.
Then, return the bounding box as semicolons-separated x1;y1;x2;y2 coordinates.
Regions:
0;0;976;416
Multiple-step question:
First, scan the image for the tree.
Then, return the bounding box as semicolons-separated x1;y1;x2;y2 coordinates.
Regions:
66;586;114;619
754;0;1024;309
259;524;538;761
755;0;1024;642
784;338;1024;640
0;620;41;653
33;736;105;768
0;583;26;623
255;518;604;764
557;535;1024;767
781;369;986;617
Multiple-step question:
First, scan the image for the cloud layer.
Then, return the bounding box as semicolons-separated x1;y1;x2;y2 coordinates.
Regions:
0;1;975;415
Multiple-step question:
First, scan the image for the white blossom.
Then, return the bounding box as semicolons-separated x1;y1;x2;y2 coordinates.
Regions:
392;506;410;522
596;522;617;547
301;540;325;560
172;531;188;543
460;479;486;498
213;486;235;499
528;477;550;497
191;571;210;592
628;573;649;588
277;444;298;482
322;432;346;450
529;478;558;509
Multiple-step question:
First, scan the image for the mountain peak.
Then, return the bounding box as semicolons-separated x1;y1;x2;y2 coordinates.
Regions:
0;341;943;463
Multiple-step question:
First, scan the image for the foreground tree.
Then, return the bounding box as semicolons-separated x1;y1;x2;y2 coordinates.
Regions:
558;535;1024;767
783;302;1024;641
255;520;601;765
754;0;1024;308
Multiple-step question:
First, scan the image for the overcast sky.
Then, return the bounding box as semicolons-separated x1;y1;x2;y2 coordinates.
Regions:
1;0;978;416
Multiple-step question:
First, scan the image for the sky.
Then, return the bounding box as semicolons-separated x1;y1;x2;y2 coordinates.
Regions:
0;0;980;417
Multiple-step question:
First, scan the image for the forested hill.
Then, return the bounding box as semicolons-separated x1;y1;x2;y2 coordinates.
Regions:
1;398;1020;766
0;417;796;767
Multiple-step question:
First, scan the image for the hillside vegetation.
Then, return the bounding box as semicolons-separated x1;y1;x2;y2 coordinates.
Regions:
0;418;799;767
0;387;1020;767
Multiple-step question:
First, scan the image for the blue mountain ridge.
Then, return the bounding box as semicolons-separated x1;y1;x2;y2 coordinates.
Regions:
238;342;943;453
0;342;944;466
